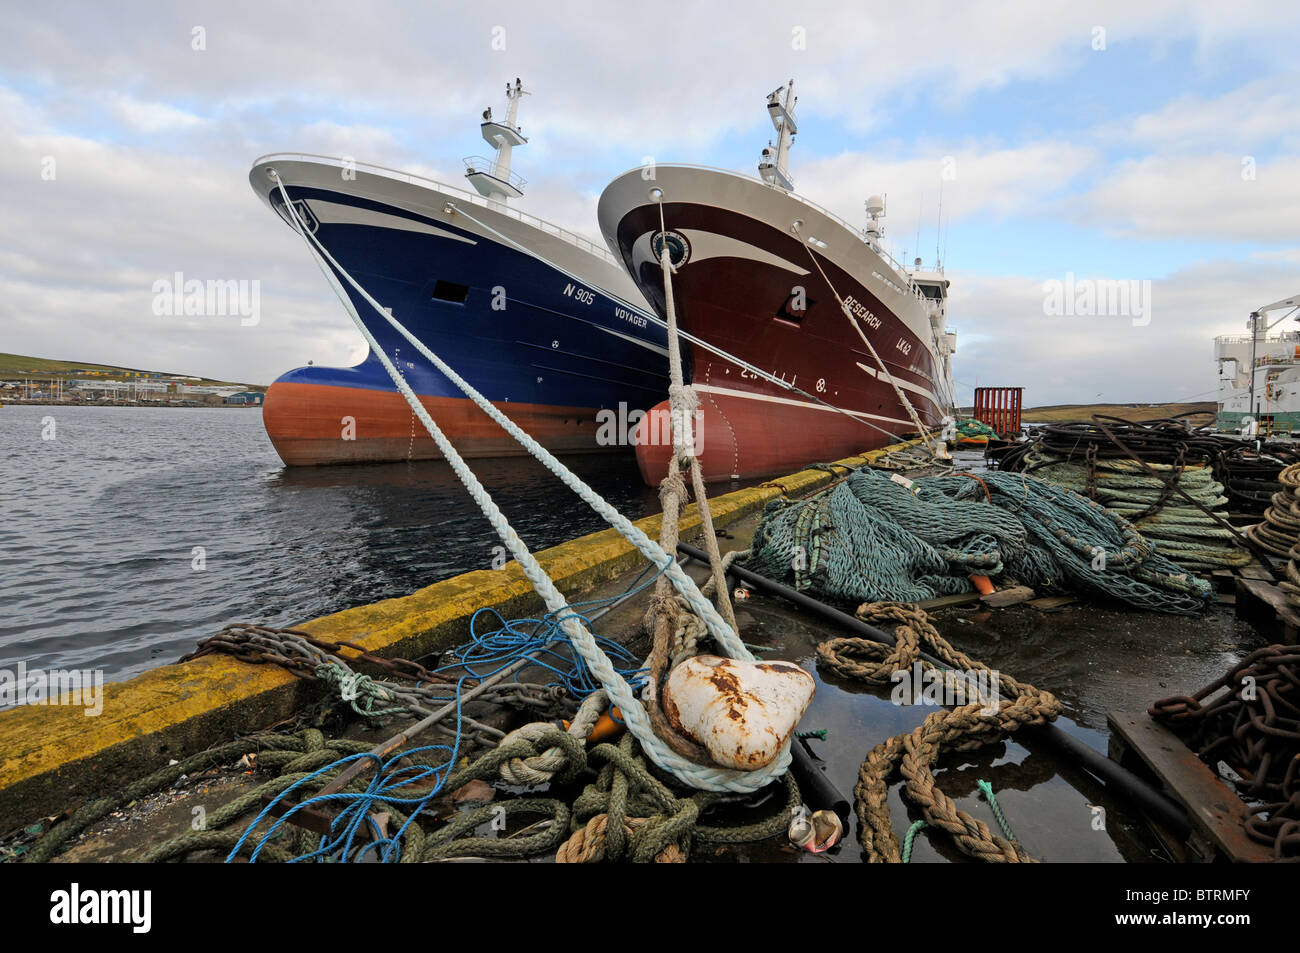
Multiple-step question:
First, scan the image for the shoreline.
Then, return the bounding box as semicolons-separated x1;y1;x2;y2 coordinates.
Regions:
1;400;262;409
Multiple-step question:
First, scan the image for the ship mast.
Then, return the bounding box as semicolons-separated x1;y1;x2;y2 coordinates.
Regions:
758;80;797;191
466;78;529;203
1246;292;1300;416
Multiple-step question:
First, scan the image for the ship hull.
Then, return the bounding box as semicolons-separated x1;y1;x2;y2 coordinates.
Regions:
263;381;612;465
598;165;954;482
631;381;916;482
250;156;669;467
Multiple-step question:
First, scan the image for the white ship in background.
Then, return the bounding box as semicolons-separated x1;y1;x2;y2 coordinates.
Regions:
1215;292;1300;434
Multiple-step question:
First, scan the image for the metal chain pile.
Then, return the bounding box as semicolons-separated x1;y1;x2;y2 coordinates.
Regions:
817;602;1062;862
746;466;1212;613
1215;442;1300;514
1150;645;1300;860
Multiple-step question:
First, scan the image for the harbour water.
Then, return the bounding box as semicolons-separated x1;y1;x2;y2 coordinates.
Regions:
0;405;659;681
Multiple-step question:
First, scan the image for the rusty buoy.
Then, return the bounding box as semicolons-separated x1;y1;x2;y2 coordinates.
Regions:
662;655;815;770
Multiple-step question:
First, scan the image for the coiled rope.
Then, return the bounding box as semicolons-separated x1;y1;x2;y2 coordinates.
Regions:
1248;462;1300;561
818;602;1061;863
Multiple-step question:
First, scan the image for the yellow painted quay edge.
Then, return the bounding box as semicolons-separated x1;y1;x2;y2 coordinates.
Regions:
0;441;916;824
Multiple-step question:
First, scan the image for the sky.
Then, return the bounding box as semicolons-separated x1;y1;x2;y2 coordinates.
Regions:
1;1;1297;406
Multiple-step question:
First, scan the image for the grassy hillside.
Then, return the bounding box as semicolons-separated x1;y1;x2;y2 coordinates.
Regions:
1018;402;1216;423
0;353;261;389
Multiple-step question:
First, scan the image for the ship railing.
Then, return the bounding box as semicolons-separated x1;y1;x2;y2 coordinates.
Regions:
1216;332;1300;345
463;156;528;191
254;153;618;266
644;162;931;306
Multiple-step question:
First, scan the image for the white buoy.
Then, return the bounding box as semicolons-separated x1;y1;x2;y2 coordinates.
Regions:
663;656;815;770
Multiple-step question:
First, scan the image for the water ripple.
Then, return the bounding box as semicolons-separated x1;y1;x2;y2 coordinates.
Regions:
0;405;659;680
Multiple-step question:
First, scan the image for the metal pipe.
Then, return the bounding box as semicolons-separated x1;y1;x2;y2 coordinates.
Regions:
678;541;1192;836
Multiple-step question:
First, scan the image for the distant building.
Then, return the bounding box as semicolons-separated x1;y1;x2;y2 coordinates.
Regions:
223;391;265;406
178;384;243;397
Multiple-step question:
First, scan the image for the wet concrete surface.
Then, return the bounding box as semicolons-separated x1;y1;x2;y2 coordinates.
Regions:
709;592;1260;863
13;498;1267;864
555;505;1264;864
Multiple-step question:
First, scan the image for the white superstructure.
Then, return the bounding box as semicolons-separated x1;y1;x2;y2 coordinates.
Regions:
1216;293;1300;433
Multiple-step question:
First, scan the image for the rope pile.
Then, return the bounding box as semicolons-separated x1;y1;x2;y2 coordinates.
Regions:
555;732;798;863
997;417;1250;571
1150;645;1300;860
182;623;575;743
159;573;659;860
25;718;799;864
1017;451;1249;571
1246;462;1300;562
872;441;954;475
746;466;1212;614
817;603;1061;862
27;553;799;864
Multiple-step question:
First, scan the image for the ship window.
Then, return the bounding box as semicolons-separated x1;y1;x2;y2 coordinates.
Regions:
432;280;469;304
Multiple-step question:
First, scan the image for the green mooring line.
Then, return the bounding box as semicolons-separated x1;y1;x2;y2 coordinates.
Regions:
977;778;1017;843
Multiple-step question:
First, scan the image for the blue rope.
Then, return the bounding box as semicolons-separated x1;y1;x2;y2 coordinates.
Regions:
226;559;667;863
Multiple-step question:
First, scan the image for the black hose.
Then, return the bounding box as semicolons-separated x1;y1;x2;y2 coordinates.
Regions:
789;741;851;829
678;541;1193;837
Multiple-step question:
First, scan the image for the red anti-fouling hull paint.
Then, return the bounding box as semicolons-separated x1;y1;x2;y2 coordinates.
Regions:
609;200;945;483
632;385;909;484
261;381;616;466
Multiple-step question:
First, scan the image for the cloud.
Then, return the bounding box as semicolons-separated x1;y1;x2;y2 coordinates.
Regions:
1;0;1298;398
950;254;1298;406
793;142;1097;265
1072;152;1300;241
1115;78;1300;153
102;92;205;133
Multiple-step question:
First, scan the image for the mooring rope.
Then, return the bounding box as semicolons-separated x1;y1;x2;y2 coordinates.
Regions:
790;220;940;453
270;175;789;791
637;197;745;767
444;200;910;445
817;602;1061;863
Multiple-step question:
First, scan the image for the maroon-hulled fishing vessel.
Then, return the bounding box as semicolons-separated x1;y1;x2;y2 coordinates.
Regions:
597;81;957;482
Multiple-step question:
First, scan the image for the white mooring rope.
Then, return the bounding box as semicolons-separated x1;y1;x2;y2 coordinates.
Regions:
270;175;791;791
790;220;940;453
442;201;909;445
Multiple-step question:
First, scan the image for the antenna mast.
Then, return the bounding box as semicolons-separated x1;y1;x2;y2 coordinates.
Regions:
466;78;529;203
758;80;797;191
